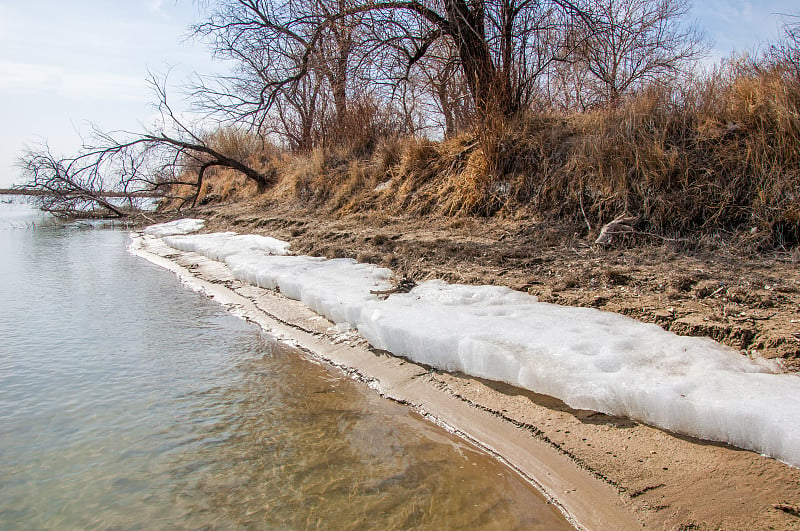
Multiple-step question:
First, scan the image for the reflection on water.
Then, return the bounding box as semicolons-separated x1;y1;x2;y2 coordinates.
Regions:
0;197;47;229
0;207;569;530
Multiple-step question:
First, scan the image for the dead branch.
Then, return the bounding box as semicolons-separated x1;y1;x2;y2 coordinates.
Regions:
17;78;272;218
594;214;638;245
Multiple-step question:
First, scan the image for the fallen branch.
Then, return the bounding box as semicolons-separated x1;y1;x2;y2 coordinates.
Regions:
594;215;638;245
370;277;417;299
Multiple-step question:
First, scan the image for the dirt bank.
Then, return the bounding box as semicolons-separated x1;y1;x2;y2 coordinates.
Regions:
162;199;800;529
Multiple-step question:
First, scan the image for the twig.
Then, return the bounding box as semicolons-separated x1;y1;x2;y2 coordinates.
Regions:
708;285;726;298
632;231;692;243
370;277;417;299
732;313;778;322
579;192;591;232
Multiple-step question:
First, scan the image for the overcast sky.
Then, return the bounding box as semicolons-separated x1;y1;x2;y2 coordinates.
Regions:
1;0;798;187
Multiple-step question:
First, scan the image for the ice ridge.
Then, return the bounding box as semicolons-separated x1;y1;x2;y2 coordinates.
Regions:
160;228;800;467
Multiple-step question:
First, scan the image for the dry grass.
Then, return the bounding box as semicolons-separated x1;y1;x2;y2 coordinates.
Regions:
169;59;800;252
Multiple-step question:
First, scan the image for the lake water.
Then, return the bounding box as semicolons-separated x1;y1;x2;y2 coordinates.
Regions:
0;199;570;529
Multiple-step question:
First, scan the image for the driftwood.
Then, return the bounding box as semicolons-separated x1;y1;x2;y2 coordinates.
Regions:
594;215;638;245
370;277;417;299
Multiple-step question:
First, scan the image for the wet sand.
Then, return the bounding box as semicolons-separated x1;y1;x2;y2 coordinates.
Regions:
130;231;800;530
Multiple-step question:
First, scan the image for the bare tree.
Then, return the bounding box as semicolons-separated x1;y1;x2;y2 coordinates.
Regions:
17;146;131;218
767;13;800;76
273;73;325;151
18;78;272;217
191;0;595;128
315;0;359;121
191;0;370;147
567;0;707;107
367;0;591;119
411;44;475;136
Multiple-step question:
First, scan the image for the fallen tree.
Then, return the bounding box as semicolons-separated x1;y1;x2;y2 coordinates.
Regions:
17;78;272;218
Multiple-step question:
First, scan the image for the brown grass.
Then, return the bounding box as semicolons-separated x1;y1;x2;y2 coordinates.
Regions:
171;60;800;252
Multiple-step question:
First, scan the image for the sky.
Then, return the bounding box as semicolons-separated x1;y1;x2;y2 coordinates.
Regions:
0;0;219;187
1;0;798;187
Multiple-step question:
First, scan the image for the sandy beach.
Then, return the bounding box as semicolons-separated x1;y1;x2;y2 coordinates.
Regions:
131;223;800;531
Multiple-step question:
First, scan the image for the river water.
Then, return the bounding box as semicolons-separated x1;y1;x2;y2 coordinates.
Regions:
0;199;569;529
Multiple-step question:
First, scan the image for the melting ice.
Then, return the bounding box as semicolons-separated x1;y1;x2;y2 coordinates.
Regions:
146;219;800;467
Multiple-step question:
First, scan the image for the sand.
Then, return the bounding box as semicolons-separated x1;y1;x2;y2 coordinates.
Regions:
130;225;800;531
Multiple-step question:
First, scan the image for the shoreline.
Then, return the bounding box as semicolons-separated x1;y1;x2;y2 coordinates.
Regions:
192;200;800;370
129;232;638;530
130;229;800;530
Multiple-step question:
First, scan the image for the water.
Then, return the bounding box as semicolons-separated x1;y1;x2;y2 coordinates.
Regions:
0;200;570;529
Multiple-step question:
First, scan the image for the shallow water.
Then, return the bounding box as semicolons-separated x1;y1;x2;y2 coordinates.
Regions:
0;201;570;529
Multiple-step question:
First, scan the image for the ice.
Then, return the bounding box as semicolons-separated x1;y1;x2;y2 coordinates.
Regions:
143;218;205;237
223;253;391;324
154;226;800;467
164;232;291;260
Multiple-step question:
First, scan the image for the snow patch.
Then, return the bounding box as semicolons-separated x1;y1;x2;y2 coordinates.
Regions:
164;232;290;260
154;228;800;467
143;218;205;237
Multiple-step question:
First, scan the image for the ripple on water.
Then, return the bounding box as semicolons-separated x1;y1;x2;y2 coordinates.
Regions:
0;219;570;530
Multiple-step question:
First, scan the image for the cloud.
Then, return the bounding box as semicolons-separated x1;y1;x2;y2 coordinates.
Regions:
147;0;167;17
60;72;148;101
0;61;62;91
0;5;10;39
691;0;790;60
717;1;753;23
0;60;146;101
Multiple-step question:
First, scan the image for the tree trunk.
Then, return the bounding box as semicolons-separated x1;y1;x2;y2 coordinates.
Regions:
445;0;517;120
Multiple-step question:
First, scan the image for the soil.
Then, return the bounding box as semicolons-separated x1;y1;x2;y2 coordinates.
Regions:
162;198;800;530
